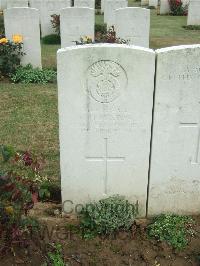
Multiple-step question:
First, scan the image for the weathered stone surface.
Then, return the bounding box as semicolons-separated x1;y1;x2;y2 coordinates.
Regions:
30;0;71;37
60;7;94;47
74;0;95;9
0;0;7;10
159;0;170;14
7;0;28;8
187;0;200;25
115;7;150;47
149;0;158;7
104;0;128;28
149;45;200;215
57;44;155;216
4;7;42;68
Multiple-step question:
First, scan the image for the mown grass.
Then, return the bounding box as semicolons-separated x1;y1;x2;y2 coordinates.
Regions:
0;0;200;179
0;83;60;179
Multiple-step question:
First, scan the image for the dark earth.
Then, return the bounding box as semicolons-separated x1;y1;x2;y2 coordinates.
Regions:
1;203;200;266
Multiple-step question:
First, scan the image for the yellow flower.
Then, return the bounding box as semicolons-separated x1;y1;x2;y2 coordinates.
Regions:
82;36;88;42
12;34;23;43
0;38;8;44
5;206;14;215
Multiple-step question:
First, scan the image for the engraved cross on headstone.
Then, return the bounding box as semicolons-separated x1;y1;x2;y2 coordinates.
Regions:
180;122;200;164
86;138;125;194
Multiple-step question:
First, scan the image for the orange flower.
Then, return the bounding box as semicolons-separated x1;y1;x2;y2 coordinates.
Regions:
12;34;23;43
0;38;8;44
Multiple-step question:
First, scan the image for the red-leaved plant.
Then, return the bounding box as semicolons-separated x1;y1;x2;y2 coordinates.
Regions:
0;145;48;255
168;0;188;16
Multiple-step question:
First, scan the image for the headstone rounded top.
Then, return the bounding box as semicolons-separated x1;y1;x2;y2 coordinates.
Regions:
156;44;200;54
57;43;155;54
5;7;39;14
61;6;94;12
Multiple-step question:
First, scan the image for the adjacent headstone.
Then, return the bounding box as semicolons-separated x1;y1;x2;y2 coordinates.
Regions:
115;7;150;48
74;0;95;9
149;45;200;215
4;7;42;68
30;0;71;37
60;7;94;48
141;0;149;6
104;0;128;28
7;0;28;8
159;0;170;14
0;0;7;9
149;0;158;7
58;44;155;216
187;0;200;25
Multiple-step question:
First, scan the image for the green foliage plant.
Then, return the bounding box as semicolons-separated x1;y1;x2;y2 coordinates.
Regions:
147;214;196;250
47;243;65;266
168;0;188;16
0;38;24;77
95;23;107;35
0;145;45;254
10;64;57;84
42;34;61;45
80;195;138;238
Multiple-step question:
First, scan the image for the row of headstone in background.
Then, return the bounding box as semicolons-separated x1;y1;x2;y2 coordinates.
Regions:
60;6;150;48
29;0;71;37
139;0;200;26
104;0;128;29
58;43;200;216
4;5;150;51
1;0;94;9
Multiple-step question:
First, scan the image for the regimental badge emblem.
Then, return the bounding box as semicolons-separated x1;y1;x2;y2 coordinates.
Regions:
87;60;127;103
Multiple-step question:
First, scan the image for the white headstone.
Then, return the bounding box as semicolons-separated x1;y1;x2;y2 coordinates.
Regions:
0;0;5;9
149;45;200;215
60;7;94;48
104;0;128;28
159;0;170;14
141;0;149;6
7;0;28;8
187;0;200;25
0;0;7;9
30;0;71;37
115;7;150;48
149;0;158;7
58;44;155;216
74;0;95;9
4;7;42;68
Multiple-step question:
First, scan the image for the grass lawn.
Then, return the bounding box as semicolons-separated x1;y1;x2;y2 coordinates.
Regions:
0;1;200;179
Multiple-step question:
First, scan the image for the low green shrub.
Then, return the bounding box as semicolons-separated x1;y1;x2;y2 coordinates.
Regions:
80;195;138;238
147;214;195;250
95;23;107;34
183;25;200;30
42;34;61;45
11;64;57;84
